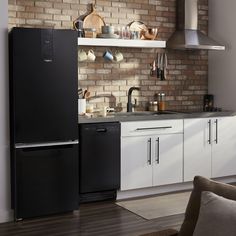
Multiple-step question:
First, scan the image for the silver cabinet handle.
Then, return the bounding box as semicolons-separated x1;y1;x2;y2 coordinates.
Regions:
147;138;152;165
136;126;172;131
208;120;211;144
156;137;160;164
214;119;218;144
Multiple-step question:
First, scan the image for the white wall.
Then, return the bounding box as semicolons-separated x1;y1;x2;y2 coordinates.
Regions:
209;0;236;110
0;0;13;222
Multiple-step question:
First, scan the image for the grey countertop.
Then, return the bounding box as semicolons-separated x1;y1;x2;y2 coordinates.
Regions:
78;110;236;124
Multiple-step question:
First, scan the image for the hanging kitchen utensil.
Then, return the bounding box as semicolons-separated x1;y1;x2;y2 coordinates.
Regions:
159;53;164;80
150;60;156;77
156;53;160;79
83;4;105;35
163;53;168;80
85;91;91;99
78;88;83;98
83;89;88;99
160;53;166;81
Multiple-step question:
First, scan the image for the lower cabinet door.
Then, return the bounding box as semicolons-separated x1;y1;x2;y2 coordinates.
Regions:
152;134;183;186
212;116;236;178
184;118;212;182
121;136;153;191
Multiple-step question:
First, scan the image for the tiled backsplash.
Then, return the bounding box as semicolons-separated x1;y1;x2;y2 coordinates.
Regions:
9;0;208;111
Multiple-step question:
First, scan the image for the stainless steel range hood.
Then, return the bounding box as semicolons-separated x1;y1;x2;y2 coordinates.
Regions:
167;0;225;50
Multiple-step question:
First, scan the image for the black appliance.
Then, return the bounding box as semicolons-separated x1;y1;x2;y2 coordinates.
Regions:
204;94;214;111
9;27;79;220
79;123;120;203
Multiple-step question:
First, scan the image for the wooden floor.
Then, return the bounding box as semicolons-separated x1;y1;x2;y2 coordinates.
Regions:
0;200;184;236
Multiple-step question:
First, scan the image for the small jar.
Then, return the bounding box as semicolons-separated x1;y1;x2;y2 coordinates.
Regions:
86;103;94;113
84;28;97;38
158;93;166;111
149;101;158;112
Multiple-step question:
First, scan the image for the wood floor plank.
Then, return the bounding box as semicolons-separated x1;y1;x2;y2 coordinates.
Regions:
0;200;184;236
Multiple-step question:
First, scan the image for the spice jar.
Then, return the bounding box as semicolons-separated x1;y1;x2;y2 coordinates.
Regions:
158;93;166;111
149;101;158;112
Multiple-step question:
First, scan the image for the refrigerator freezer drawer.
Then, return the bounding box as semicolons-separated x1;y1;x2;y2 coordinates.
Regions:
12;144;79;220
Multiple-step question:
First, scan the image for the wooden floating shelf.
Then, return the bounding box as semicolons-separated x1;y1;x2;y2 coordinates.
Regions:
78;38;166;48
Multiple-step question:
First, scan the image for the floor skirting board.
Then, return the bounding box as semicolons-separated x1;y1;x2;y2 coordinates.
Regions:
117;176;236;200
0;209;13;223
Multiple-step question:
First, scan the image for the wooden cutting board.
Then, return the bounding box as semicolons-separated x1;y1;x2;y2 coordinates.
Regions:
83;4;105;34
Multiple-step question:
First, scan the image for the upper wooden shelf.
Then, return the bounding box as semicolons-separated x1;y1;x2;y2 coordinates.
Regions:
77;38;166;48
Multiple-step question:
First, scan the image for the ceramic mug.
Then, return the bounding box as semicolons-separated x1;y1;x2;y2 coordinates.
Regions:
78;49;87;62
87;49;96;61
103;50;113;61
101;25;114;35
114;51;124;62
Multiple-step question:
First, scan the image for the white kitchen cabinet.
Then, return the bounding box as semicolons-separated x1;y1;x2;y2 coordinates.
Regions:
212;116;236;178
184;118;212;181
121;120;183;191
184;116;236;181
121;136;153;190
152;133;183;186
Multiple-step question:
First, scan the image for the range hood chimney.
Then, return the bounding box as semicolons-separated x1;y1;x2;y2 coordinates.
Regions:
167;0;225;50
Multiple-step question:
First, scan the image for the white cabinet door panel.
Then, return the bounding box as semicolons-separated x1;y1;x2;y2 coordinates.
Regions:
153;134;183;186
212;116;236;177
184;119;212;181
121;136;153;191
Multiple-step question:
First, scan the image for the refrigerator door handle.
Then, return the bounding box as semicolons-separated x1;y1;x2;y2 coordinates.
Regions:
15;140;79;149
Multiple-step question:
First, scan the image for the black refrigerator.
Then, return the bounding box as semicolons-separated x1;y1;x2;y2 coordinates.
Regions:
9;27;79;220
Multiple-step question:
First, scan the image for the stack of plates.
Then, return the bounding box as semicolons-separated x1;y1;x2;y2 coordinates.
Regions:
97;33;120;39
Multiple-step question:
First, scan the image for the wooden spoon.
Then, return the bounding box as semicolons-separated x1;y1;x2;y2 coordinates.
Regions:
85;91;91;99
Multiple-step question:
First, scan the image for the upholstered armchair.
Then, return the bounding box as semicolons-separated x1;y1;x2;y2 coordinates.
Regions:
141;176;236;236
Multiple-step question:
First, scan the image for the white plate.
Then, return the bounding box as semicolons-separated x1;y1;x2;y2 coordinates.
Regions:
97;33;120;39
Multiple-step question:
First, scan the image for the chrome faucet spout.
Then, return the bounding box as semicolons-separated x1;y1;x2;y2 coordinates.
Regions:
127;87;140;112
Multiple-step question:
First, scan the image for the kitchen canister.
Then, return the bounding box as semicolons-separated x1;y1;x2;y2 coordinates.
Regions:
149;101;158;112
158;93;166;111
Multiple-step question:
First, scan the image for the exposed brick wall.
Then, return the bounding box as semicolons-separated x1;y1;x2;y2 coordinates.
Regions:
8;0;209;112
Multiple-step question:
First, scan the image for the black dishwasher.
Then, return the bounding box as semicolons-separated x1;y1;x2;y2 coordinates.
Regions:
79;122;120;202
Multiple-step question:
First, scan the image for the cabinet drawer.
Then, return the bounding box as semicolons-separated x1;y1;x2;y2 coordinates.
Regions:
121;119;183;137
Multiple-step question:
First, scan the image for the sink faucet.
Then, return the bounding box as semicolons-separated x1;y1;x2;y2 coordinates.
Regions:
127;87;140;112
